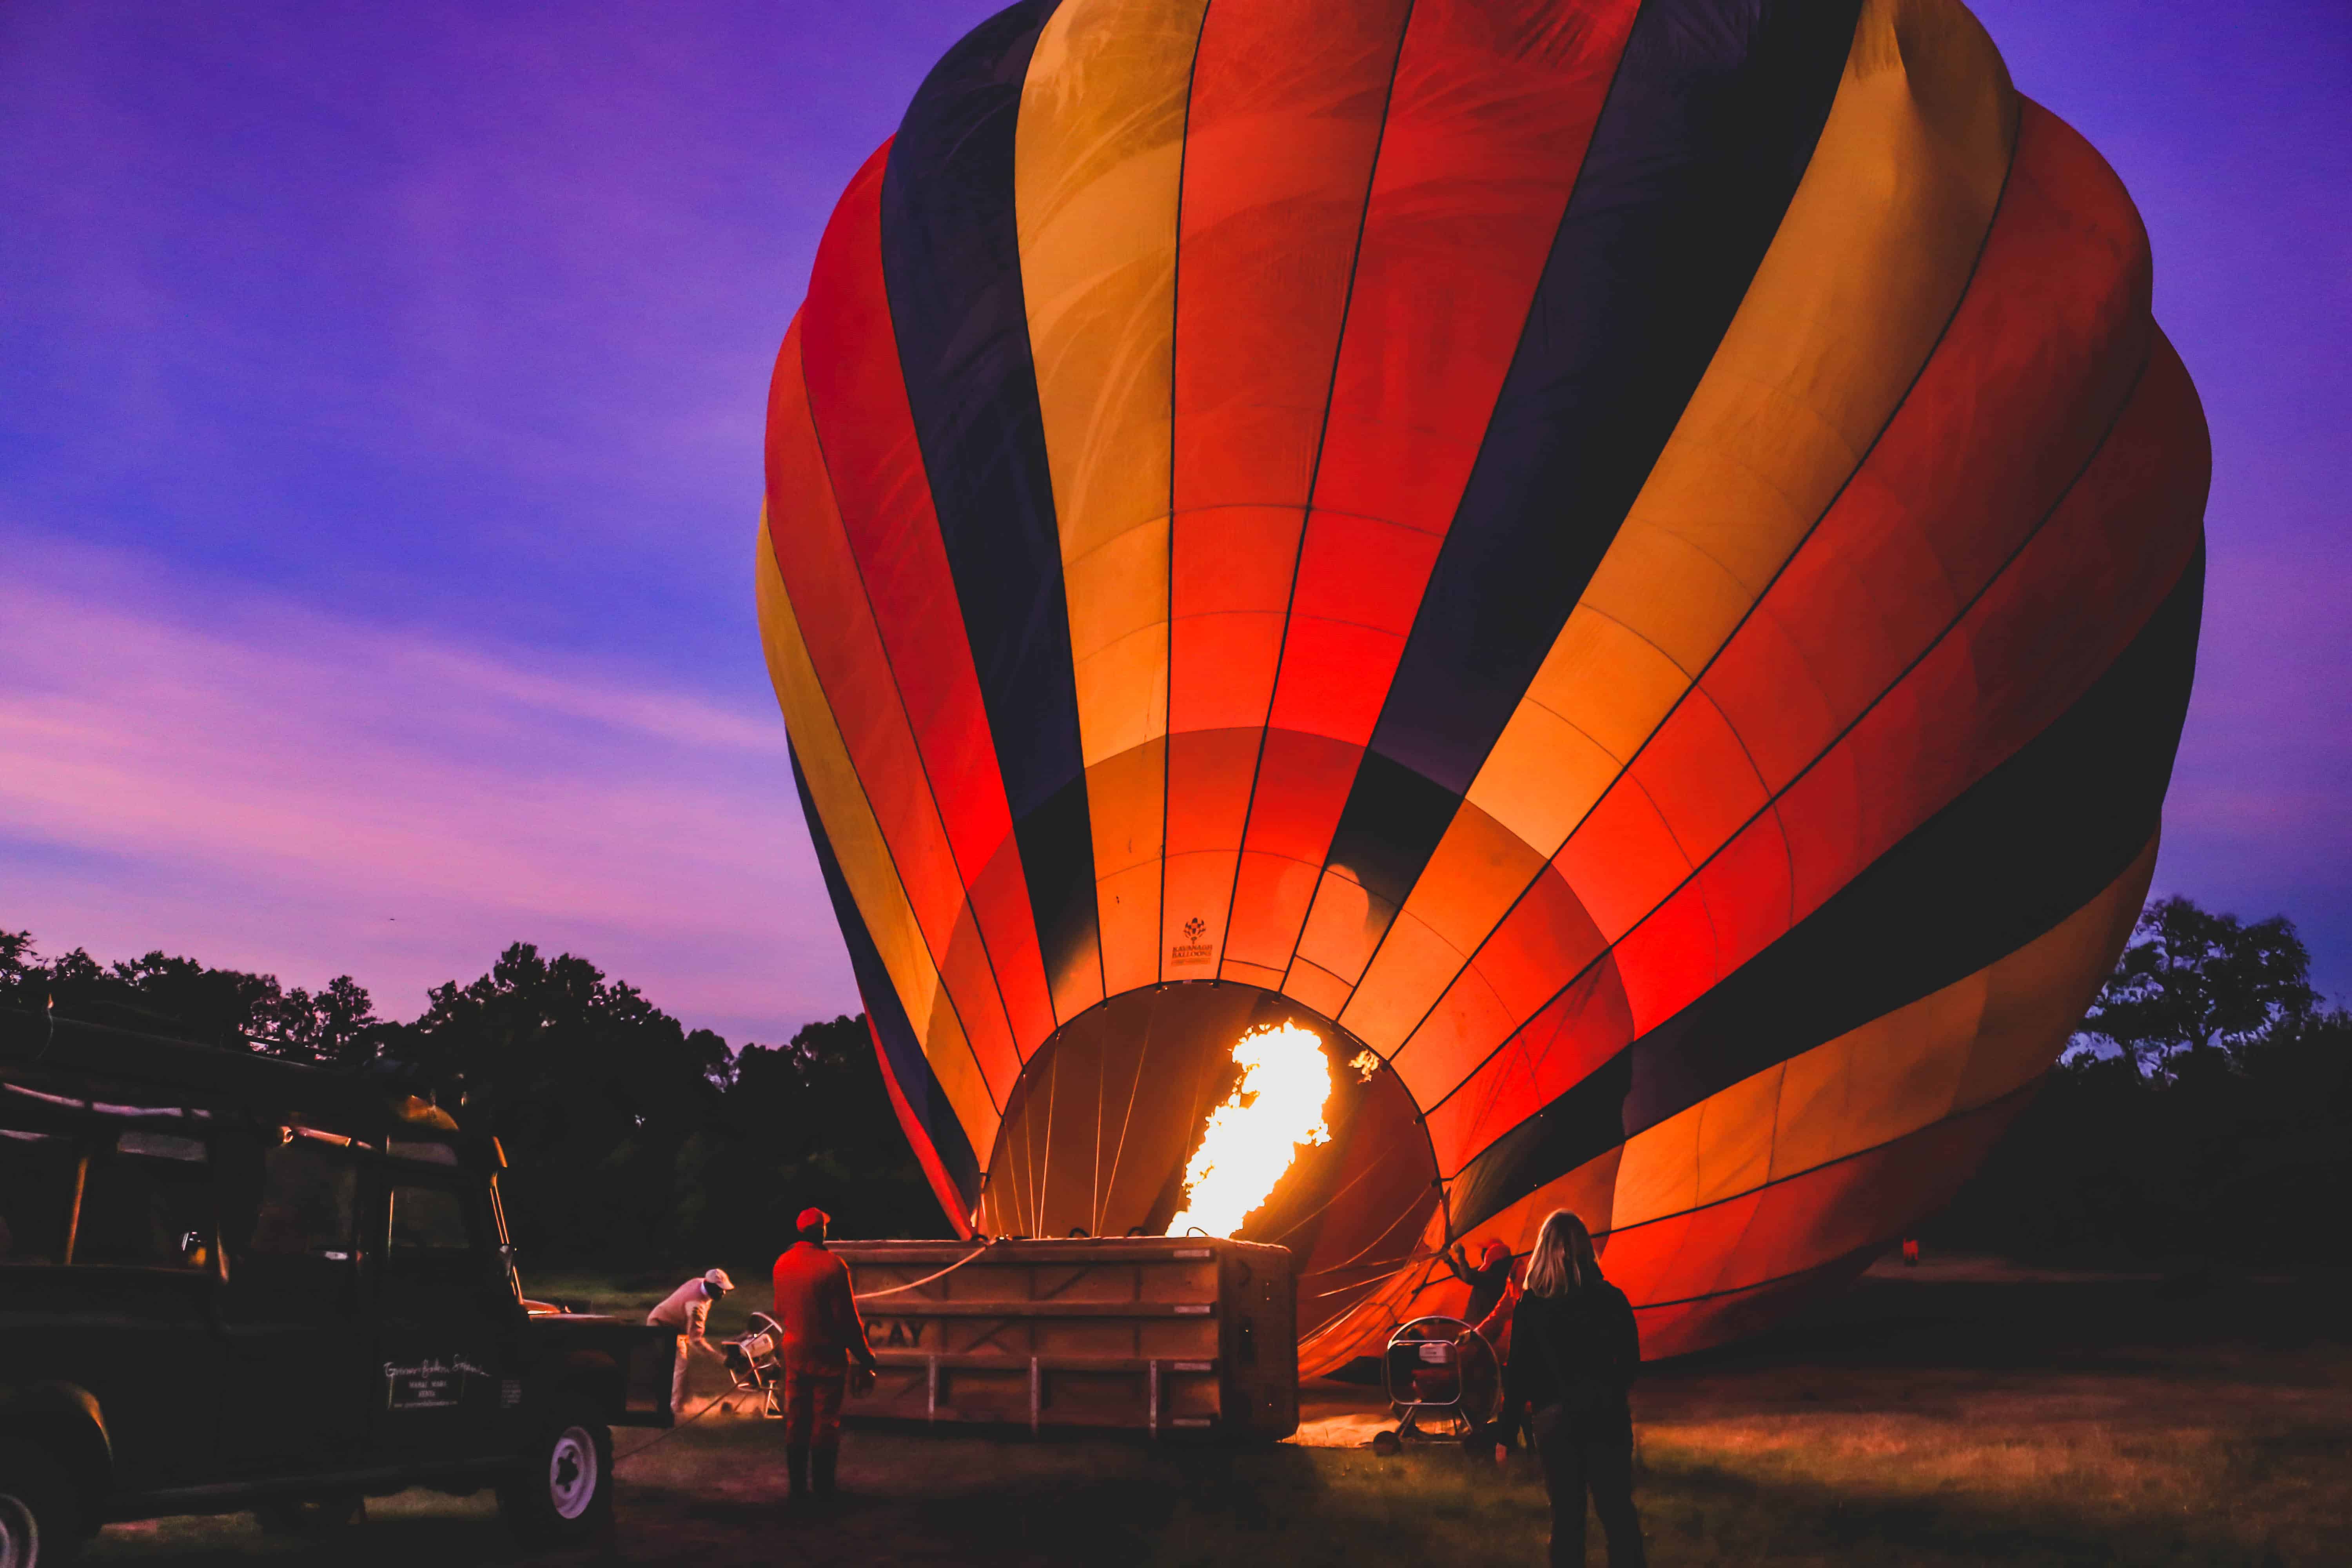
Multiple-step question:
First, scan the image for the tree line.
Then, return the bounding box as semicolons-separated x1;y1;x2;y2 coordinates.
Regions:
1927;897;2349;1266
6;893;2347;1269
0;931;953;1262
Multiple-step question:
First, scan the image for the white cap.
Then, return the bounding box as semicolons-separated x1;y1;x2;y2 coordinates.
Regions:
703;1268;735;1292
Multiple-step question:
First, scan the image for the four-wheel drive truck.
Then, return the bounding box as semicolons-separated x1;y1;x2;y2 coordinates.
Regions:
0;1008;676;1563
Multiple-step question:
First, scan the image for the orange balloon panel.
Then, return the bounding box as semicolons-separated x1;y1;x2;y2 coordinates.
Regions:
760;0;2206;1361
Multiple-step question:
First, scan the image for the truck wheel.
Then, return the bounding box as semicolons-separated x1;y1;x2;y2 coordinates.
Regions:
253;1494;363;1537
0;1440;82;1566
497;1401;612;1546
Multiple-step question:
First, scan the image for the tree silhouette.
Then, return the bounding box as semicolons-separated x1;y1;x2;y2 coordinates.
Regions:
266;974;383;1068
0;932;385;1058
379;943;731;1258
2076;895;2321;1079
1933;897;2347;1265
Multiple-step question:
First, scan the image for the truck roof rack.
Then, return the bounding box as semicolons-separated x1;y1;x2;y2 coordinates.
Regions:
0;1005;450;1142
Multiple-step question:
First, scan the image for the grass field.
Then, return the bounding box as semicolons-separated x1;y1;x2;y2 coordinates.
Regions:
85;1256;2348;1566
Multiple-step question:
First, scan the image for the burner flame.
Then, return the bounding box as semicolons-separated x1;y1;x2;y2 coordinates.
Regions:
1165;1024;1332;1238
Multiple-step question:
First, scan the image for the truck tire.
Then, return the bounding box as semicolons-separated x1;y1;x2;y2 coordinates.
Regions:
0;1440;82;1566
496;1401;612;1546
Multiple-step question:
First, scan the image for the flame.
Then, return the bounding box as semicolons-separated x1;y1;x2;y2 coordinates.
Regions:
1165;1024;1332;1238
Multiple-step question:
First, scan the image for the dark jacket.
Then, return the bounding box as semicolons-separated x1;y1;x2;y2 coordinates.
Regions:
1500;1279;1639;1442
771;1241;877;1374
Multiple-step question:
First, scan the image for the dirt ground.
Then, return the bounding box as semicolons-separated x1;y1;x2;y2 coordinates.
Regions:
87;1256;2350;1566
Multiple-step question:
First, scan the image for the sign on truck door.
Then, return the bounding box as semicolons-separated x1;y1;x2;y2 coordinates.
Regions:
372;1170;508;1463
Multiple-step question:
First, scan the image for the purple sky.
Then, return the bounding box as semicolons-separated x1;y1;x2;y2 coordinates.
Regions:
3;1;2347;1045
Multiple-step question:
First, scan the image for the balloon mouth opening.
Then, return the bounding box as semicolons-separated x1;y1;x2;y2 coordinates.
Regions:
980;982;1438;1341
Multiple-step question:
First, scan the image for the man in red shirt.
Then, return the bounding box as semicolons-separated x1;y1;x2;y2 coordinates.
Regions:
771;1207;877;1499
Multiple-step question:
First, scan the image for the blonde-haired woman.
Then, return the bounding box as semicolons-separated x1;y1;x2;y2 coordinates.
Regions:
1497;1210;1646;1566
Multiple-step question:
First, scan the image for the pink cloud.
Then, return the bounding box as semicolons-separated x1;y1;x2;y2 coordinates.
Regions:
0;534;857;1041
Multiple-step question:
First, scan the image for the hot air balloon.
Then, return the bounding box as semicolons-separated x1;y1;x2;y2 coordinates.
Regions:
757;0;2206;1367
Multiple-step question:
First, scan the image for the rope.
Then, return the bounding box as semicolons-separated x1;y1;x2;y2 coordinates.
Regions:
1262;1156;1386;1245
1298;1187;1436;1278
1100;1007;1154;1239
610;1380;733;1465
851;1238;995;1301
1035;1049;1059;1239
1091;1032;1107;1240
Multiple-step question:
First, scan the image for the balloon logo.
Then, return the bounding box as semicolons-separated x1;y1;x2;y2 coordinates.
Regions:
759;0;2206;1365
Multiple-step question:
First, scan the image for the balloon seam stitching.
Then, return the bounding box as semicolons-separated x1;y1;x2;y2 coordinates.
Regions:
1154;0;1215;987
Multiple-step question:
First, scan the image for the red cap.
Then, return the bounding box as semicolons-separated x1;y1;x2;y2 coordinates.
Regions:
1482;1240;1512;1265
797;1207;831;1234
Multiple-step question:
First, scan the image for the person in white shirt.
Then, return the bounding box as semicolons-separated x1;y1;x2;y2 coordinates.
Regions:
646;1267;734;1417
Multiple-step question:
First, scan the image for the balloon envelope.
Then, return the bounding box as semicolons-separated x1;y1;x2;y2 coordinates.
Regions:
759;0;2206;1365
